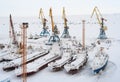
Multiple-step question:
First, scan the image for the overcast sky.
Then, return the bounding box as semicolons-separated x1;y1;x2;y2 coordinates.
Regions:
0;0;120;17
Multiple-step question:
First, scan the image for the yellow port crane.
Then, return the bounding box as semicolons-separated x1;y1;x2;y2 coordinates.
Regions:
91;6;107;39
46;8;60;45
39;8;50;36
61;7;70;38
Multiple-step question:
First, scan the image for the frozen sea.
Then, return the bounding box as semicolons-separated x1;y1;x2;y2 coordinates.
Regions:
0;14;120;82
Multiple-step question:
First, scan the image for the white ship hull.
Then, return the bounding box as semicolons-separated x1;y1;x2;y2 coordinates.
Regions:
15;53;61;77
91;52;109;74
48;53;72;71
64;53;88;74
3;49;49;71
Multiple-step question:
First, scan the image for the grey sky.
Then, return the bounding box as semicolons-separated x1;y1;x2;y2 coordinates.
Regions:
0;0;120;17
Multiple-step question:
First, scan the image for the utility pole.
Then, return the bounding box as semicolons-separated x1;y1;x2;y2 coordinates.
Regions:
21;23;28;82
82;20;85;50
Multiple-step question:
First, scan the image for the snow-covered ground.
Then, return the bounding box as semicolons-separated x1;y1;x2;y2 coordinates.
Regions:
0;14;120;82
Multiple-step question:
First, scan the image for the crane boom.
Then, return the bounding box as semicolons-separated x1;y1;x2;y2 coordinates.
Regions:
62;7;67;27
39;8;48;28
49;8;54;32
39;8;45;25
10;14;18;45
91;6;102;25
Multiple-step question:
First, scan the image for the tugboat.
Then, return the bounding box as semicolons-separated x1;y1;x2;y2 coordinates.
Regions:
91;47;109;74
64;50;88;74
